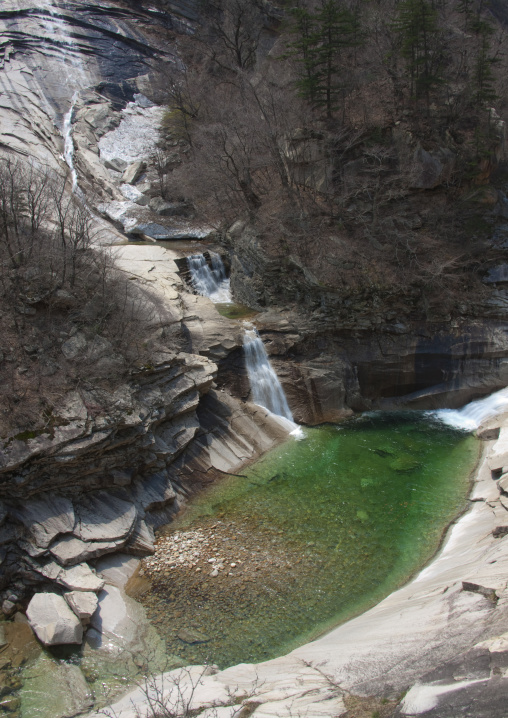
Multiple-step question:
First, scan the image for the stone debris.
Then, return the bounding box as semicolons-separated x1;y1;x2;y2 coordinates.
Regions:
142;528;234;577
26;593;83;646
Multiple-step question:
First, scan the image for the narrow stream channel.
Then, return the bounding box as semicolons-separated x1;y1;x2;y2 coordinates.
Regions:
138;412;478;669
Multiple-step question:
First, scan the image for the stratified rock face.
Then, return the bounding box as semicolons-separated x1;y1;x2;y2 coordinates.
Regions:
27;593;83;646
12;496;75;549
75;494;137;543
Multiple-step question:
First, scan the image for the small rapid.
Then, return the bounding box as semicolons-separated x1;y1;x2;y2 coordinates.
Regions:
432;386;508;430
187;253;232;303
243;328;304;438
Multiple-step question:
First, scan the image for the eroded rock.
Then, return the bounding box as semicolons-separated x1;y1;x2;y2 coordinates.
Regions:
12;495;74;549
75;493;137;543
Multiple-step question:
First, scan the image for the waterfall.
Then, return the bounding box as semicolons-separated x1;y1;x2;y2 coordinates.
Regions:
62;92;80;193
243;328;304;438
432;387;508;430
40;0;86;89
187;253;232;303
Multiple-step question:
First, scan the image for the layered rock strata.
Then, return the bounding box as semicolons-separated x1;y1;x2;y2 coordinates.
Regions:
0;243;290;661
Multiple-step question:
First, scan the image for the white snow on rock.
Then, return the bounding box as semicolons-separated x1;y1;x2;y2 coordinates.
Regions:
98;103;164;165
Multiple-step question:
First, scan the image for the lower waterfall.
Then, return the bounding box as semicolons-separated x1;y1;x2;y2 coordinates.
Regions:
243;328;303;438
432;386;508;430
187;252;232;303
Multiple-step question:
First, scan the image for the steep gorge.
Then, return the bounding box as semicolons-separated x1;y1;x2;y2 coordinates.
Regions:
0;1;508;717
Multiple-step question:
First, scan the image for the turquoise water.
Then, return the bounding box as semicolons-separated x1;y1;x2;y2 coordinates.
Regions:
143;412;479;668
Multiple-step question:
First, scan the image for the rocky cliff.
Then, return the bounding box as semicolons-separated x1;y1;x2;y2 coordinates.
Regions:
0;0;292;662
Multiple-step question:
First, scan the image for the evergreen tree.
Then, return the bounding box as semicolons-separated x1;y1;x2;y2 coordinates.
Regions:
474;23;499;105
313;1;362;118
393;0;444;106
285;4;319;105
285;0;363;119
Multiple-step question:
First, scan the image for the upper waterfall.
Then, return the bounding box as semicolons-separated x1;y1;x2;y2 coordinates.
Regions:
432;386;508;430
243;328;303;438
187;253;232;303
40;0;87;91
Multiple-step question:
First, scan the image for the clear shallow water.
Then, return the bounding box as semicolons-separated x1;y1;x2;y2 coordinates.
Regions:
142;412;479;668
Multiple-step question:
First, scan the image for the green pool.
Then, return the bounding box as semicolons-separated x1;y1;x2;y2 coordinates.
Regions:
141;412;479;668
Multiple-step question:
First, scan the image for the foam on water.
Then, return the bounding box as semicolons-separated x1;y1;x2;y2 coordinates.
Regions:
187;253;232;303
432;386;508;430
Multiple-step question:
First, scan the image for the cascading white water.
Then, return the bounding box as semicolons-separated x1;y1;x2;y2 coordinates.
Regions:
432;386;508;430
62;92;80;193
39;0;86;89
187;253;232;303
243;328;304;438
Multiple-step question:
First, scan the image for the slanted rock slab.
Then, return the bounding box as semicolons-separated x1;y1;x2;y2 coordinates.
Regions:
12;495;74;548
49;535;123;566
75;492;137;543
65;591;98;625
27;593;83;646
121;160;146;185
56;563;105;593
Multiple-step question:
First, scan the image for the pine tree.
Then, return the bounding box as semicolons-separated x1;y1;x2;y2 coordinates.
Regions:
313;1;361;118
474;24;499;105
285;0;363;119
393;0;444;106
285;5;320;105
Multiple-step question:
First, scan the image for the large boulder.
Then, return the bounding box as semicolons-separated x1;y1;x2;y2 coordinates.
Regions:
121;160;146;185
409;145;456;189
149;197;191;217
27;593;83;646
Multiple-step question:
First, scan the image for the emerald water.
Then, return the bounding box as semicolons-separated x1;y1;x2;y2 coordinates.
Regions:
142;412;479;669
214;301;258;320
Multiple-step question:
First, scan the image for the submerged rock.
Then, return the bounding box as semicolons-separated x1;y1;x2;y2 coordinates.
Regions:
177;627;210;644
21;654;92;718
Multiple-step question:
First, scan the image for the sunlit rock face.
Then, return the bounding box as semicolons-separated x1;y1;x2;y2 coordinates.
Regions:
0;0;188;166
